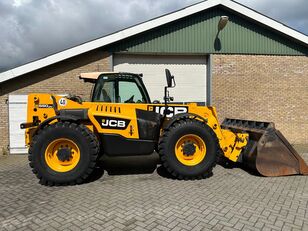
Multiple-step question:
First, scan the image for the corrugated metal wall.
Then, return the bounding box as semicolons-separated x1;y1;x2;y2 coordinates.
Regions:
109;6;307;55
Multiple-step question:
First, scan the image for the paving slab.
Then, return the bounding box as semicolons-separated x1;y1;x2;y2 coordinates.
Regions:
0;150;307;231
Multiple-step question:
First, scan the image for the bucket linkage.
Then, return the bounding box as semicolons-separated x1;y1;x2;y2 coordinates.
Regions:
221;118;308;177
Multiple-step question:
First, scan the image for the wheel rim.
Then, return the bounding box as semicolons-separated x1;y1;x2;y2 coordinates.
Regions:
175;134;206;166
44;138;80;172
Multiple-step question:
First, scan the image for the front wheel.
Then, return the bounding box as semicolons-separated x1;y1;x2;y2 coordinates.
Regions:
29;122;99;186
158;119;218;180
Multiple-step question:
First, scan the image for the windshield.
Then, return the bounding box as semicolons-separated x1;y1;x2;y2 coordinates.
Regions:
92;74;150;103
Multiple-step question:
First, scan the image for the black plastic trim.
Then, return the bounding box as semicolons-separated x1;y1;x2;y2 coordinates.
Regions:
101;134;155;156
136;109;162;140
59;109;88;120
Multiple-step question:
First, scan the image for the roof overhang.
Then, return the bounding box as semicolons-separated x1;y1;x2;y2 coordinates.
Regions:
0;0;307;84
79;72;115;80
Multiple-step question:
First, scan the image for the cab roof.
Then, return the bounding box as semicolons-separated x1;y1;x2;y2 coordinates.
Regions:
79;72;142;81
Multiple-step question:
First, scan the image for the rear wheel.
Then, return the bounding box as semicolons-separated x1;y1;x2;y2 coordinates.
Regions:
158;119;218;180
29;122;99;186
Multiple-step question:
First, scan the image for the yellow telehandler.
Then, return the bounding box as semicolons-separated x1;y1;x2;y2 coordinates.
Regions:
21;69;308;185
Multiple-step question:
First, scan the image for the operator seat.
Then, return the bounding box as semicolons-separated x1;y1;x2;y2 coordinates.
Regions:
102;89;111;102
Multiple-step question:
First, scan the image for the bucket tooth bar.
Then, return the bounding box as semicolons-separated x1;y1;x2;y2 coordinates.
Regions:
221;118;308;177
222;118;274;131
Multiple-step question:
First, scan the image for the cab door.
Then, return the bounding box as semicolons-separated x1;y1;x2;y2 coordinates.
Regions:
90;74;161;156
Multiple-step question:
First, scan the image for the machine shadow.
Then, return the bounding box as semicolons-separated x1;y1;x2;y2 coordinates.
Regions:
84;163;105;183
156;165;177;179
217;157;261;176
86;153;262;183
100;153;160;176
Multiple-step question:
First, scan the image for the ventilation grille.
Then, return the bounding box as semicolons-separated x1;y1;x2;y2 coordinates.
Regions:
95;105;121;113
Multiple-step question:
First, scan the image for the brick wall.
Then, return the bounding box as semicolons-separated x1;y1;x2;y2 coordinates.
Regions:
0;52;307;154
212;54;308;144
0;50;111;154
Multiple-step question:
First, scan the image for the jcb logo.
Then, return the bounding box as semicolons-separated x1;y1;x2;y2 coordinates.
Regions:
95;116;130;130
102;119;126;128
148;106;188;118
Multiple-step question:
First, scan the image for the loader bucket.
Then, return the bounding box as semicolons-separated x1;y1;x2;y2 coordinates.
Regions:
221;118;308;177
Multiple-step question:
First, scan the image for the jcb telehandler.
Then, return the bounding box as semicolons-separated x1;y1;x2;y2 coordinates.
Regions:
21;70;308;185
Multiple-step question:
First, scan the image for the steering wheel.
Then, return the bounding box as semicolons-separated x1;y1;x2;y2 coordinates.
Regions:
124;95;135;103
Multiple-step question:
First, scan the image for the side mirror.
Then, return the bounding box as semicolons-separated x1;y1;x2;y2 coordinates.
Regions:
165;69;175;88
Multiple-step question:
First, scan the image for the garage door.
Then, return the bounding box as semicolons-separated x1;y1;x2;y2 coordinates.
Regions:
113;55;207;103
8;95;28;154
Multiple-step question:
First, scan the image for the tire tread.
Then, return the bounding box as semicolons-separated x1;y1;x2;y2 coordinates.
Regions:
158;118;220;180
28;122;99;186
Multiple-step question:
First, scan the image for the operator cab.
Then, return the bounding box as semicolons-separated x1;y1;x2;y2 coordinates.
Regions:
91;73;151;104
80;70;175;104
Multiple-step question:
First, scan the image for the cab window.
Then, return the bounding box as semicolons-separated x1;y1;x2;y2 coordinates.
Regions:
92;75;149;103
92;79;115;102
119;81;145;103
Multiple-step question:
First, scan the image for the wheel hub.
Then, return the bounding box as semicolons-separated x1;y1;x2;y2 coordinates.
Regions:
175;134;207;166
57;148;72;162
45;138;80;172
183;142;196;156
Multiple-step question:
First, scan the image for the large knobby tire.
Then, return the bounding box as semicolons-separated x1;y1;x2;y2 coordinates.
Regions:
29;122;99;186
158;119;219;180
